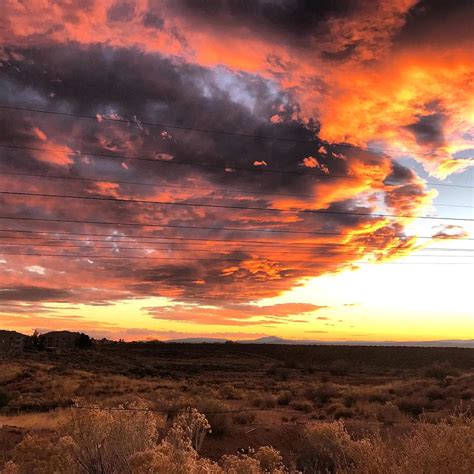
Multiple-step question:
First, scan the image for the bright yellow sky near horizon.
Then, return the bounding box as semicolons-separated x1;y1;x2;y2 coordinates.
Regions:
9;245;471;342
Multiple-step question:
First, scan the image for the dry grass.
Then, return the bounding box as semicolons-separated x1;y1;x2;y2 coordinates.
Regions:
0;409;69;431
0;345;473;471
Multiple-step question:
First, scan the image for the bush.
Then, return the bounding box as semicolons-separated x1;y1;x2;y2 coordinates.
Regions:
220;454;261;473
348;411;474;473
0;389;11;408
5;401;473;474
291;401;313;413
233;411;256;425
371;402;405;425
254;446;283;471
219;385;241;400
326;403;353;419
252;395;277;409
306;384;341;404
195;398;231;436
266;366;290;381
296;421;359;472
367;390;390;404
425;362;458;380
277;391;293;406
397;395;433;416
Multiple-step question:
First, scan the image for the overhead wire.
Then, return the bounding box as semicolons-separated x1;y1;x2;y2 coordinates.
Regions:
1;251;472;264
1;190;472;222
1;229;472;253
2;241;472;258
1;170;472;208
1;103;472;160
1;215;472;240
1;143;473;189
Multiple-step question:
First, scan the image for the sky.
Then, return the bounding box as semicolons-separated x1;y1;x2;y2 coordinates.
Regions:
0;0;473;342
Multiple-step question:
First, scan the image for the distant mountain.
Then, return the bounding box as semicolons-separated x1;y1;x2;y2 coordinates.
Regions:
166;336;474;348
167;337;229;344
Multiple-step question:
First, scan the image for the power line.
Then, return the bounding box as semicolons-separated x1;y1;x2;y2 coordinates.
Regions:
2;143;473;189
3;234;472;252
2;229;471;252
3;241;472;258
1;170;473;208
1;215;472;240
6;403;288;415
1;251;472;265
1;103;471;160
0;170;322;201
1;190;472;222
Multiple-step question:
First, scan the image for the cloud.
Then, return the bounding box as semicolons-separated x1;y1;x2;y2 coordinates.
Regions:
432;225;469;240
405;112;447;148
145;302;326;326
0;1;470;335
0;286;74;302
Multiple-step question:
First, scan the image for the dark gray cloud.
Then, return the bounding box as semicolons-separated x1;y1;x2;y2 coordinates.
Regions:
0;286;74;302
405;112;447;148
164;0;359;43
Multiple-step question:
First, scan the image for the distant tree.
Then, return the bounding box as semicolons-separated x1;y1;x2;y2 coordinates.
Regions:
75;333;93;349
30;329;40;350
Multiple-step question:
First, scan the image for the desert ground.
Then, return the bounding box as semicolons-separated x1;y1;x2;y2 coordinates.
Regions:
1;343;473;473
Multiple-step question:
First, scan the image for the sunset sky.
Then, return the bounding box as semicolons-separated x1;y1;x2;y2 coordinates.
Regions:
0;0;473;342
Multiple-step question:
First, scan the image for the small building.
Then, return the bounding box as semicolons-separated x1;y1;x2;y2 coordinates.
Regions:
0;330;29;352
40;330;82;350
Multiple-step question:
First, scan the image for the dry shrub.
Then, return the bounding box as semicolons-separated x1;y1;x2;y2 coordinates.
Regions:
369;402;405;425
252;395;277;409
366;390;390;404
425;362;458;380
296;421;362;473
306;384;341;404
62;400;160;473
291;401;313;413
233;411;256;425
425;387;445;401
277;391;293;406
8;434;73;474
5;397;473;474
266;365;291;381
396;395;433;416
253;446;283;472
129;444;221;474
345;410;474;474
219;385;241;400
195;398;231;436
220;454;261;473
326;403;353;419
167;408;211;453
